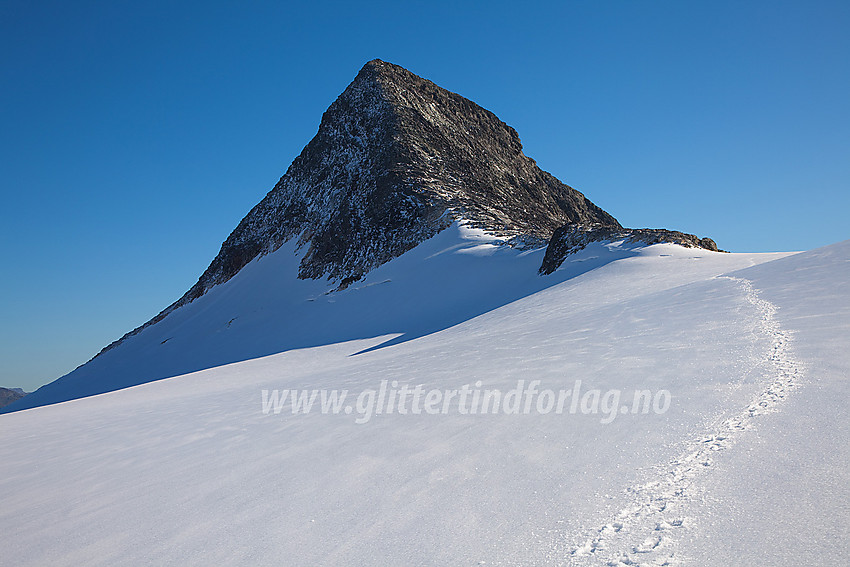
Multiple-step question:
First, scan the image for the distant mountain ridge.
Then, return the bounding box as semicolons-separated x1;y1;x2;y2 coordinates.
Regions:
0;388;26;409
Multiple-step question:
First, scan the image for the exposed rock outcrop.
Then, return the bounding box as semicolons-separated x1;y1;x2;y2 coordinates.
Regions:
0;387;26;409
539;223;721;275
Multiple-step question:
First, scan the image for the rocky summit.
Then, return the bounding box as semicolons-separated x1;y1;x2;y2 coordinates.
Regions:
97;59;716;357
190;59;618;292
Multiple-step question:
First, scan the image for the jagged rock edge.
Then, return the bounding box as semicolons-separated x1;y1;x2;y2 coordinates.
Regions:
539;223;722;275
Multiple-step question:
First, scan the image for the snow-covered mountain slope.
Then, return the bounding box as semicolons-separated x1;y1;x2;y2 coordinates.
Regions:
0;224;758;415
3;239;846;565
3;60;721;414
86;59;625;366
663;240;850;564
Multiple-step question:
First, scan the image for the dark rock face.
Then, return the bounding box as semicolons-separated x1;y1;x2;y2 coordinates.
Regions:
539;224;721;275
196;59;619;289
96;59;620;357
0;387;25;409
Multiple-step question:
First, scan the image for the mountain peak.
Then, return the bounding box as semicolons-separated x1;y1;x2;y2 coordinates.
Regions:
360;58;398;71
358;58;414;80
179;61;620;289
91;61;623;356
3;61;723;414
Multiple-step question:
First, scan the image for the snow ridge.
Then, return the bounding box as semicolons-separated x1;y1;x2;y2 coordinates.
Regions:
567;276;804;566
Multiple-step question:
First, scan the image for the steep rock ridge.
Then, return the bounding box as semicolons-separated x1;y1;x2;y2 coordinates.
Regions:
370;61;619;239
539;223;720;275
95;59;619;357
195;59;620;289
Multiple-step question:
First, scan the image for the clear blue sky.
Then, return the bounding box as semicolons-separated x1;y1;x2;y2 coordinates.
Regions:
2;0;848;392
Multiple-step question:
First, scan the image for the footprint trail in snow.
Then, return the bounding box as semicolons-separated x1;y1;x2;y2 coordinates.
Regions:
565;276;804;566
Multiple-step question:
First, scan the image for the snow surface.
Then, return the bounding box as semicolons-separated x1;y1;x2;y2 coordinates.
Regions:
1;230;848;566
7;222;750;413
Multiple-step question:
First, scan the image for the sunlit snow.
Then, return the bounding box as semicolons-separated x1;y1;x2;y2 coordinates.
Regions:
1;231;848;565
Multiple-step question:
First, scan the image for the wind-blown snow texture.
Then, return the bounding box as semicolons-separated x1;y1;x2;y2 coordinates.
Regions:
1;239;847;565
2;223;624;413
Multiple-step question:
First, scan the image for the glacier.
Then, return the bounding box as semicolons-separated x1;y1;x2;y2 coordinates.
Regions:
2;234;847;565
